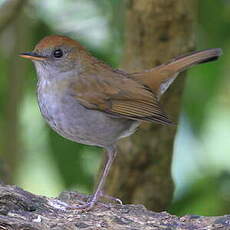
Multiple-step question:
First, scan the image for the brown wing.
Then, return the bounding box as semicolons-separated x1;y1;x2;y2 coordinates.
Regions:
70;69;172;125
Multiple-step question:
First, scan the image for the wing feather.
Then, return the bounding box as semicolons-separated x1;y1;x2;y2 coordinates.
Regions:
110;99;172;125
70;69;172;125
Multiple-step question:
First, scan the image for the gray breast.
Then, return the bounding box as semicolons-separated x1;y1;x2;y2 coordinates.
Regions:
37;82;139;148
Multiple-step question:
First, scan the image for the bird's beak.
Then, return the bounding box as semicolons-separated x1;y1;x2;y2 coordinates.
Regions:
19;52;47;61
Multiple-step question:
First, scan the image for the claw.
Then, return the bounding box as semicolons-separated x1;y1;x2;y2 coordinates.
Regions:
99;191;123;205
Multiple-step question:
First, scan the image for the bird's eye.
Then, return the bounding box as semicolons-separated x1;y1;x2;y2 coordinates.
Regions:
53;49;63;58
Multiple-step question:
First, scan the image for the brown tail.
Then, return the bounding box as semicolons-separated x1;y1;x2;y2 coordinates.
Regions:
161;48;222;73
131;48;223;96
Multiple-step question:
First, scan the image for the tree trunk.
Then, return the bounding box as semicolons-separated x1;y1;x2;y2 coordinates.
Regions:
105;0;196;211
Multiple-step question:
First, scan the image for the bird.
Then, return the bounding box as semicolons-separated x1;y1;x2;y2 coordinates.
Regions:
19;35;222;210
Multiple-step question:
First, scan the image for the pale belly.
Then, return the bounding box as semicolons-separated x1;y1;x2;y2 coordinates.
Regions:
37;90;140;148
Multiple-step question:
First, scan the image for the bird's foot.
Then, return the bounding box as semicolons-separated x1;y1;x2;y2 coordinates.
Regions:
67;193;103;211
70;199;97;211
98;191;123;205
67;191;122;211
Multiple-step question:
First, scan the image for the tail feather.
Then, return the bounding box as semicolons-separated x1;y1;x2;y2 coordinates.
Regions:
164;48;222;73
131;48;223;97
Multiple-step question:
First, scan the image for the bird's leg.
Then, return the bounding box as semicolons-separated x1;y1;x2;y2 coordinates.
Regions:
87;146;117;208
72;145;117;210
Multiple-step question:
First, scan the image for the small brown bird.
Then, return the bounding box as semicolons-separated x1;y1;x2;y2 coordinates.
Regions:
20;35;222;210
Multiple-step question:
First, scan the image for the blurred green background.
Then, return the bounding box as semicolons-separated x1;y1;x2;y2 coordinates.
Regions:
0;0;230;216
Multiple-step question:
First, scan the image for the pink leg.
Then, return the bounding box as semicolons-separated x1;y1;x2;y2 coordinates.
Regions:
71;145;118;210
